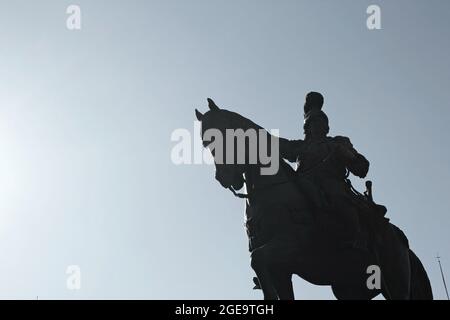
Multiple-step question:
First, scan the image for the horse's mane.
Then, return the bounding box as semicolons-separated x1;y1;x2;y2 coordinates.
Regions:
218;109;264;131
214;109;296;178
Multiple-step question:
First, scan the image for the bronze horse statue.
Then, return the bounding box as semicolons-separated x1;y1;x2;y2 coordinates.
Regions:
195;98;433;300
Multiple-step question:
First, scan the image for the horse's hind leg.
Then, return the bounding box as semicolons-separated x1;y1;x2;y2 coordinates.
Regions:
408;250;433;300
377;231;411;300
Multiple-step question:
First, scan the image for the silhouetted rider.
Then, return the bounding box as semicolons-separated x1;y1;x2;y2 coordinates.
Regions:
278;92;369;248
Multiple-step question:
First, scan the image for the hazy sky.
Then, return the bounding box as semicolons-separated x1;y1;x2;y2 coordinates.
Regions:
0;0;449;299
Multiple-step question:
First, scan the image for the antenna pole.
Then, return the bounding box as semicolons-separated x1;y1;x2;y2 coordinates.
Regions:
437;254;450;300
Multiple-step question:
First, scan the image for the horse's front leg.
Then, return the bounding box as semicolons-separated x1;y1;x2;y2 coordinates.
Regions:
251;242;296;300
251;247;278;300
270;269;294;300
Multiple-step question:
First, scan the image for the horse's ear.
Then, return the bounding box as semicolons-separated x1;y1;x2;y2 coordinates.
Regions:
207;98;220;111
195;109;204;121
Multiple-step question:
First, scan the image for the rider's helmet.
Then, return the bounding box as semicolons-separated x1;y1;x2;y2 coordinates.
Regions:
303;91;329;136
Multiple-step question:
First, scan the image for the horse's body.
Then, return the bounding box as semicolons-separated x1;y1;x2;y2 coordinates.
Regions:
195;100;433;300
245;159;430;299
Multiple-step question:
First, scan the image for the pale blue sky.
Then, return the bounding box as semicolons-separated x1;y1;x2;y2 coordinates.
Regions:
0;0;449;299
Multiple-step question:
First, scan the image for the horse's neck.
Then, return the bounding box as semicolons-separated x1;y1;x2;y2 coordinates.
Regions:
244;160;293;193
244;160;309;213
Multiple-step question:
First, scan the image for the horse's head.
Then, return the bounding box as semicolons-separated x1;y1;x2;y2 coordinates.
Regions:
195;99;248;191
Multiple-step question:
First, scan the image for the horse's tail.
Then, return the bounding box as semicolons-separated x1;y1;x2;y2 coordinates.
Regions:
409;249;433;300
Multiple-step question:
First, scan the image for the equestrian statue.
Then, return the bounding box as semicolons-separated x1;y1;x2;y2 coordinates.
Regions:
194;93;432;300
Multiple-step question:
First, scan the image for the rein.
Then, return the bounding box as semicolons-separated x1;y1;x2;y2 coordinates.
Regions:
229;176;294;199
228;146;336;199
229;187;249;199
